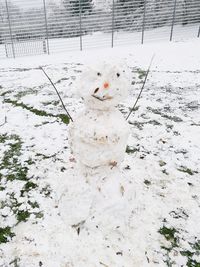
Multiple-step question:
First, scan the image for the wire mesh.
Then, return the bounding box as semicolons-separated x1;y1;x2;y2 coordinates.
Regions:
0;0;199;58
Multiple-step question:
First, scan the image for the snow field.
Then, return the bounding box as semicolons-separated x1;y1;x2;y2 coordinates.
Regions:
0;39;200;266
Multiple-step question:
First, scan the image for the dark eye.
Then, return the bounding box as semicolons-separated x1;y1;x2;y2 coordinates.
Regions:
94;87;99;94
97;72;101;76
116;73;120;77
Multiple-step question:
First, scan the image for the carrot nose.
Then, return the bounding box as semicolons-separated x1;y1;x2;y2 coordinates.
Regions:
103;82;109;89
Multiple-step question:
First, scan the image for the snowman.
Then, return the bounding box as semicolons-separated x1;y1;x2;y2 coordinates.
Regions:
69;62;130;170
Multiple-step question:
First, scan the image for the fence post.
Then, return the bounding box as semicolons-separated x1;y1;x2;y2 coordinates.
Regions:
170;0;177;41
111;0;115;48
79;0;83;51
5;0;15;58
141;0;146;44
198;25;200;38
43;0;50;54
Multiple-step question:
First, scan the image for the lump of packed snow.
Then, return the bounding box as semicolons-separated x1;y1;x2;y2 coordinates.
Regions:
69;62;130;169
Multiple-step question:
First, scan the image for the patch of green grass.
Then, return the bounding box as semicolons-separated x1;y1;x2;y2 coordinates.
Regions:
159;226;179;246
138;69;146;80
15;88;38;99
169;209;188;219
58;113;70;124
128;119;161;130
128;121;144;130
0;135;22;169
159;226;179;266
27;200;39;209
147;120;162;126
24;181;38;191
4;98;49;116
186;259;200;267
4;98;70;124
130;67;146;84
40;185;52;198
5;189;42;225
55;77;69;84
175;149;188;155
35;153;56;160
0;90;12;97
0;226;15;244
20;181;38;196
24;158;35;165
159;224;200;267
7;167;29;182
0;133;8;143
132;68;146;80
180;246;200;267
16;210;31;223
34;211;44;219
0;135;30;182
16;210;43;221
193;240;200;251
147;107;183;122
180;251;194;257
159;160;167;167
126;146;139;154
177;166;198;176
6;193;21;210
0;134;42;229
42;100;60;106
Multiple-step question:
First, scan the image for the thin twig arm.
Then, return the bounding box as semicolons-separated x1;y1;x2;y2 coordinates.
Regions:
40;66;73;122
126;54;155;121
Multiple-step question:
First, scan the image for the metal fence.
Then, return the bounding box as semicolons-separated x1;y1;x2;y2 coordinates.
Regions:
0;0;199;58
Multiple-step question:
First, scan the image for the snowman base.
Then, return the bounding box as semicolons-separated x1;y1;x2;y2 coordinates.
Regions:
58;165;128;230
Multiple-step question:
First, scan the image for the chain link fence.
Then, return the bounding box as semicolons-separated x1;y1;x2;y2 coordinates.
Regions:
0;0;199;58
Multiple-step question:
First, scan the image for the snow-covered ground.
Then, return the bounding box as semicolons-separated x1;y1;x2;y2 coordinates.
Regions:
0;39;200;267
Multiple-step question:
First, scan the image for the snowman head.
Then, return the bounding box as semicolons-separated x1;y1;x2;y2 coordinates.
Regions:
77;62;130;110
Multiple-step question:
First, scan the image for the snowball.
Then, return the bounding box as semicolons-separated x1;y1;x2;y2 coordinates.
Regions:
76;62;130;110
70;108;129;168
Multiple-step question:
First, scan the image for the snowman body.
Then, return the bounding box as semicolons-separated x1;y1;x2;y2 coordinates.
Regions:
69;62;130;168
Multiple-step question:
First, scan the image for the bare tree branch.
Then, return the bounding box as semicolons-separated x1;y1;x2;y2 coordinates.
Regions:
40;66;73;122
126;54;155;121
